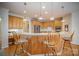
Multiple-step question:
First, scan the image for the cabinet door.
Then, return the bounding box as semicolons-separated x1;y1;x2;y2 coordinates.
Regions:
43;22;48;28
19;18;23;29
9;16;13;29
8;16;23;29
54;20;62;27
50;21;54;28
17;18;20;29
13;16;16;29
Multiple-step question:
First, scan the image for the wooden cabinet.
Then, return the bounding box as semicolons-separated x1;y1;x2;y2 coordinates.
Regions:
32;20;41;26
8;16;13;29
8;16;23;29
12;16;16;28
32;20;55;28
54;20;62;32
42;21;54;28
19;18;23;28
54;20;62;27
28;36;46;54
43;22;48;28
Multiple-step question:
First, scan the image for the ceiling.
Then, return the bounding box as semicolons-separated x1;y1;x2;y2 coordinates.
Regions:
0;2;79;19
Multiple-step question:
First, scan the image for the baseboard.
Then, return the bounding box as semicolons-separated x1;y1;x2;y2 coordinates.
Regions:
2;45;8;49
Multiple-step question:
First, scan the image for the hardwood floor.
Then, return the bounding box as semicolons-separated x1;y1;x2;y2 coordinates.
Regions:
2;41;79;56
1;34;79;56
61;41;73;56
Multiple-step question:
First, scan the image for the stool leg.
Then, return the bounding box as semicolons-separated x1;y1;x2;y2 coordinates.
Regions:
63;40;74;56
69;41;74;56
52;48;56;56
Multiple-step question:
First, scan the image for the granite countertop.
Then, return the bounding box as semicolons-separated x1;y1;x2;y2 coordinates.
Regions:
21;32;59;36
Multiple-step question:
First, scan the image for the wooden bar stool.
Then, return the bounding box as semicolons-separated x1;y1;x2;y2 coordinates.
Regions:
44;33;57;56
63;32;74;56
14;34;28;56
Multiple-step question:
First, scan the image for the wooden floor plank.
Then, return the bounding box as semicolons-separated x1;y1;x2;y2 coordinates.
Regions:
1;35;79;56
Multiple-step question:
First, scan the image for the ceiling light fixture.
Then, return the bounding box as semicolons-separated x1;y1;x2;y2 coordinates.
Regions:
50;17;55;20
38;2;43;20
42;6;46;9
38;17;43;20
23;18;27;21
24;10;26;13
50;3;55;21
50;17;54;21
61;19;65;22
23;2;27;21
61;3;65;23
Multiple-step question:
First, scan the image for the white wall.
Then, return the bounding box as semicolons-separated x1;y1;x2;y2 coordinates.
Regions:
62;12;79;45
0;17;1;39
71;11;79;45
63;14;72;31
0;7;9;49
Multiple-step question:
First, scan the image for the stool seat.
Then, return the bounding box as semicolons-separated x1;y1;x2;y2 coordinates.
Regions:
18;39;27;43
63;37;71;41
44;41;56;56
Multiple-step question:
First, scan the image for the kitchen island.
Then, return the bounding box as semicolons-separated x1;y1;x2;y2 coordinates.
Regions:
19;32;64;55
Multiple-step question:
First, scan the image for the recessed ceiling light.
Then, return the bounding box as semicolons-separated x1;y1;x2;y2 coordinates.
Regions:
23;18;27;21
61;20;65;22
42;6;46;9
50;17;55;21
38;17;43;20
24;10;26;13
45;11;48;14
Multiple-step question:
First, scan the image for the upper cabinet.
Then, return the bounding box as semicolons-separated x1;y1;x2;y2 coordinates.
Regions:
8;16;13;29
8;15;23;29
32;20;41;26
54;20;62;27
42;21;54;28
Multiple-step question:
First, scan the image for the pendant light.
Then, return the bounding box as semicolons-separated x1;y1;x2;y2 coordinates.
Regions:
50;2;54;21
23;2;27;21
61;2;65;23
38;2;43;20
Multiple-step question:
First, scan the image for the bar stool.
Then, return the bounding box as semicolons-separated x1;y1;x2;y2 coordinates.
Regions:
14;34;28;56
63;32;74;55
44;33;57;56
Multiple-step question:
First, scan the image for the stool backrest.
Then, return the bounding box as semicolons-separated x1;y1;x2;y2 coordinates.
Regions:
70;32;74;41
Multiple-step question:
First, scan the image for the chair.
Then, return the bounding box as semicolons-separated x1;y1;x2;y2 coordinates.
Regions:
63;32;74;43
63;32;74;55
8;31;16;45
12;31;20;44
44;33;57;56
14;34;28;56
